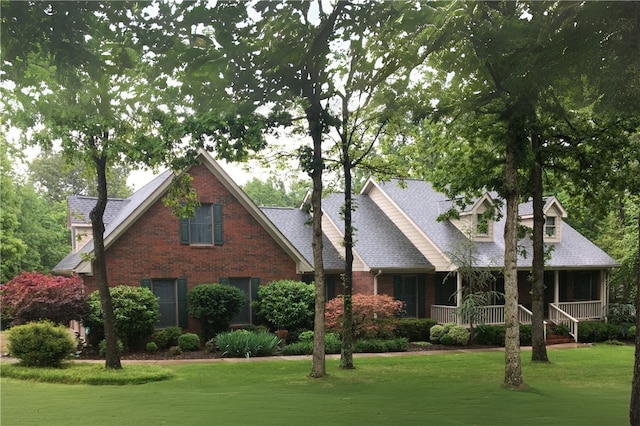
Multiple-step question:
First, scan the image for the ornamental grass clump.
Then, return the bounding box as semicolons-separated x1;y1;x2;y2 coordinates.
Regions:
211;330;280;358
8;321;76;367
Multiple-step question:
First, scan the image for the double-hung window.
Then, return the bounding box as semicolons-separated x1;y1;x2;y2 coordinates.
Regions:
545;216;556;237
180;204;223;245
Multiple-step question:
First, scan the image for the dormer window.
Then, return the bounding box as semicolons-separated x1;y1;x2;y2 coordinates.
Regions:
545;216;556;237
476;214;489;235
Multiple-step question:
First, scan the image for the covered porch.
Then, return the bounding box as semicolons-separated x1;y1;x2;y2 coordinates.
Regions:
430;269;610;342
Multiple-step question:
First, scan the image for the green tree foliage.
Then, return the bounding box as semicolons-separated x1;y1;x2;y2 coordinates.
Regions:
0;140;28;283
242;177;308;208
187;284;246;342
28;151;132;202
0;272;85;327
85;285;159;351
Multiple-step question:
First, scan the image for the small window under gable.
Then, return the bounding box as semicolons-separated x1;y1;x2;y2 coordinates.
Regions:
448;193;495;241
542;197;567;242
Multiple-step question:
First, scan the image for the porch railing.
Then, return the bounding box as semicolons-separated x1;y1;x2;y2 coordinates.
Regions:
556;301;603;321
549;303;579;342
430;304;532;326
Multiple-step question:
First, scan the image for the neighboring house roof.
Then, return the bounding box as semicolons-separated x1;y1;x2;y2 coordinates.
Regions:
370;178;618;270
53;150;313;276
261;207;344;271
67;196;129;225
322;193;434;271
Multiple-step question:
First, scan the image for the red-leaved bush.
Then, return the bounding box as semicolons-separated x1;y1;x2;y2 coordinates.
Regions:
0;272;86;326
325;293;405;339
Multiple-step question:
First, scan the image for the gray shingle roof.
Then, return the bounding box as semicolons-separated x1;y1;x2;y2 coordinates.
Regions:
53;170;174;274
376;178;618;269
67;196;128;225
322;193;433;270
260;206;344;271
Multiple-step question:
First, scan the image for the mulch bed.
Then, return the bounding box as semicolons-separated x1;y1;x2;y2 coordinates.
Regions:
73;342;498;361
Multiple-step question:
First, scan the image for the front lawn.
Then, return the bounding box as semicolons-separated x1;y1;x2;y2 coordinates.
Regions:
1;345;632;425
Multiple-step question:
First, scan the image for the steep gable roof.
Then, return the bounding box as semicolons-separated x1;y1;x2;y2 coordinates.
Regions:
322;193;433;271
260;206;344;271
53;151;313;275
67;196;128;225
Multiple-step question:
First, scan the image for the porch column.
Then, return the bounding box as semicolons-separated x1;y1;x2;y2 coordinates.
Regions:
600;270;608;318
554;270;560;304
456;271;463;325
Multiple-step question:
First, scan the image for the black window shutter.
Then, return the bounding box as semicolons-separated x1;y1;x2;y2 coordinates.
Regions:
326;275;336;300
179;217;190;245
220;277;229;286
177;278;188;328
393;275;402;299
141;278;152;289
213;204;223;245
417;275;426;318
251;278;260;325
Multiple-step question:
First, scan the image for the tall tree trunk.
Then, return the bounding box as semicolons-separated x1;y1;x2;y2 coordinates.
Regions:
630;208;640;424
340;132;355;369
90;149;121;370
307;103;326;378
503;120;523;388
530;132;549;362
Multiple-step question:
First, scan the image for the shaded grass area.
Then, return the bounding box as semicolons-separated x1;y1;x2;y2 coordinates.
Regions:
0;362;173;385
1;345;632;425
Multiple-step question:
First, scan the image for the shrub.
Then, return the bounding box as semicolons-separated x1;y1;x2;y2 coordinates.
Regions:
447;325;470;345
394;318;438;342
519;324;532;346
146;341;159;352
1;272;86;326
280;332;342;355
7;321;76;367
85;285;159;350
429;324;448;342
297;330;314;342
178;333;201;351
99;339;124;358
475;324;506;345
578;321;623;342
188;284;246;341
253;280;315;332
152;327;182;350
212;330;280;358
168;346;182;356
440;334;454;345
325;294;404;339
354;338;408;353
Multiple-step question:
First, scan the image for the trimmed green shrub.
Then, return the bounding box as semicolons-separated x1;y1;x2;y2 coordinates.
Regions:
429;324;452;342
85;285;159;350
98;338;123;358
178;333;201;351
253;280;315;331
168;346;182;356
519;324;532;346
439;334;454;345
212;330;280;358
280;332;342;355
188;284;246;342
394;318;438;341
297;330;314;342
447;325;470;345
475;324;506;345
578;321;623;343
8;321;76;367
354;338;408;353
151;326;183;350
146;341;159;352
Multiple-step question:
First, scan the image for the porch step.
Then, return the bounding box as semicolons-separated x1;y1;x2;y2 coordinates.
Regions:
545;333;574;345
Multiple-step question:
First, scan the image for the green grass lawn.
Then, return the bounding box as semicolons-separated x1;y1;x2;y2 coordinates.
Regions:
1;345;633;425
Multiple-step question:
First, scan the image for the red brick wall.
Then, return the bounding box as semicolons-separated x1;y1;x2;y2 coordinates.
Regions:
82;164;300;330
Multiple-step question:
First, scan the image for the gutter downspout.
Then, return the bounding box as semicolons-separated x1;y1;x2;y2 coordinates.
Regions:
373;269;382;296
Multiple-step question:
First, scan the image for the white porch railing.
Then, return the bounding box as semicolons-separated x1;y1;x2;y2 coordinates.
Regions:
430;304;532;326
549;303;579;342
556;301;603;321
